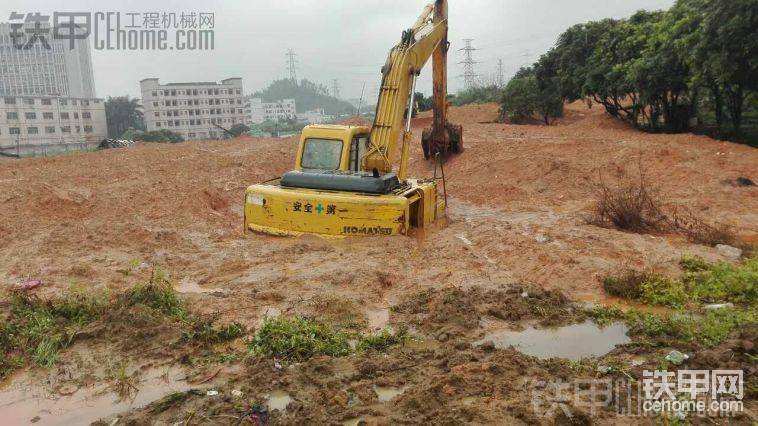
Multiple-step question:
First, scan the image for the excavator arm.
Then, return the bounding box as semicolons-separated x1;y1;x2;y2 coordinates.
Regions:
363;0;460;180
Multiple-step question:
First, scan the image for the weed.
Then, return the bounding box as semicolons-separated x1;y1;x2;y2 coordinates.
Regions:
32;337;60;368
248;317;350;362
586;305;625;326
108;361;139;401
602;270;649;299
679;255;711;273
181;317;245;345
684;256;757;305
671;211;736;247
640;274;688;308
119;269;187;320
356;327;407;352
149;391;192;414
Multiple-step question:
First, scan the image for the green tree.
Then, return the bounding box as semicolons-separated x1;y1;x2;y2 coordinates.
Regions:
228;123;250;137
693;0;758;136
500;77;537;123
104;96;144;139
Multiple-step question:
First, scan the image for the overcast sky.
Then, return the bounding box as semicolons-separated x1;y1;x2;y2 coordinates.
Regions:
2;0;675;100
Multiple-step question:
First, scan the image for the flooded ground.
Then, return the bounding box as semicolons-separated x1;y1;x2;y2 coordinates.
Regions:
0;366;189;425
477;321;631;360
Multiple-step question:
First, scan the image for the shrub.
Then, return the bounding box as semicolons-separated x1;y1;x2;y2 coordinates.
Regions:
589;172;668;232
602;270;649;299
119;270;187;320
640;274;688;308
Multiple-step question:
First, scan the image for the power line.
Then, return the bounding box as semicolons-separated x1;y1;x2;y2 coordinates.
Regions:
458;39;478;90
286;49;298;82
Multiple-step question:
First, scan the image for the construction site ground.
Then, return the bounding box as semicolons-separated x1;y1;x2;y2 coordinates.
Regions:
0;102;756;425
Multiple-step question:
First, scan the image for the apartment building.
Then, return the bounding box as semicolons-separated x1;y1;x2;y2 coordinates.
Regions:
296;108;335;124
245;97;297;124
0;23;96;98
0;95;107;155
140;78;246;141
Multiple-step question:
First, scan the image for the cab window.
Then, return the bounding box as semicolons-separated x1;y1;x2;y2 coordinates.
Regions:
349;135;369;171
301;138;343;170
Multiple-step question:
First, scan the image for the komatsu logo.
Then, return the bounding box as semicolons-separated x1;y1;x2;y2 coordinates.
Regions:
342;226;393;235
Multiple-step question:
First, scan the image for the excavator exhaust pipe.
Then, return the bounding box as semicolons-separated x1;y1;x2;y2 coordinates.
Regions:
422;123;463;160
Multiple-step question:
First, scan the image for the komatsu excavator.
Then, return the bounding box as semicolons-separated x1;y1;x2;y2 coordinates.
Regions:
244;0;462;237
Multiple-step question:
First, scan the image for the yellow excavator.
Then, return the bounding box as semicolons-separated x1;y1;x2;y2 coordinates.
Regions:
244;0;462;237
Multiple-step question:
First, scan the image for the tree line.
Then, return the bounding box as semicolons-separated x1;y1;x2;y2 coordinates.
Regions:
498;0;757;143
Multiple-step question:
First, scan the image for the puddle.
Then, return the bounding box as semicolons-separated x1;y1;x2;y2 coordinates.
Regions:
176;278;225;294
373;385;406;402
267;390;292;411
366;307;390;331
0;366;190;425
477;321;630;360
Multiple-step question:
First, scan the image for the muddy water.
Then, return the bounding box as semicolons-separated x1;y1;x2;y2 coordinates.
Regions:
366;307;390;331
266;390;292;411
0;366;190;425
373;385;407;402
478;321;630;360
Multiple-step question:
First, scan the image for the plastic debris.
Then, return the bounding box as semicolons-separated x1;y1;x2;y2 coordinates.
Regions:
232;389;244;398
665;350;689;365
456;235;473;246
704;303;734;310
240;404;269;425
206;390;219;396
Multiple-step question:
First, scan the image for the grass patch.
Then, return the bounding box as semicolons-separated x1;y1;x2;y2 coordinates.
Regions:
586;305;626;326
592;255;758;347
248;317;350;363
356;327;407;352
118;270;187;320
181;317;245;345
0;287;107;378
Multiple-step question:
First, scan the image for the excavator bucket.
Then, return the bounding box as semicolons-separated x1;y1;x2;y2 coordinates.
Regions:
422;122;464;159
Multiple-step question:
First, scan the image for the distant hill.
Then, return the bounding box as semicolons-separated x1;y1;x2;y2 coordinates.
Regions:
253;79;356;115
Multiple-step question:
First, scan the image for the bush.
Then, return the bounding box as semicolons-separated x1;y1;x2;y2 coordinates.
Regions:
640;274;688;308
500;77;537;123
589;172;668;232
602;270;649;299
119;270;187;320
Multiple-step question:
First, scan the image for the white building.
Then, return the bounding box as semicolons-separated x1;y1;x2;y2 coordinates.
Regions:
296;108;334;124
0;22;96;98
244;97;297;124
140;78;246;140
0;95;107;156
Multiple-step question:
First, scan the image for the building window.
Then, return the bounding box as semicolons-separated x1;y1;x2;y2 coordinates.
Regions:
9;127;20;135
72;100;77;105
84;125;93;133
60;112;70;119
28;127;38;134
82;112;91;119
82;100;90;106
74;112;79;119
23;98;34;105
25;112;36;119
45;126;56;133
6;112;18;120
156;122;161;127
4;97;16;105
75;126;80;133
154;112;159;117
41;99;52;105
43;112;54;119
152;91;157;97
59;99;68;106
61;126;71;133
153;102;158;107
